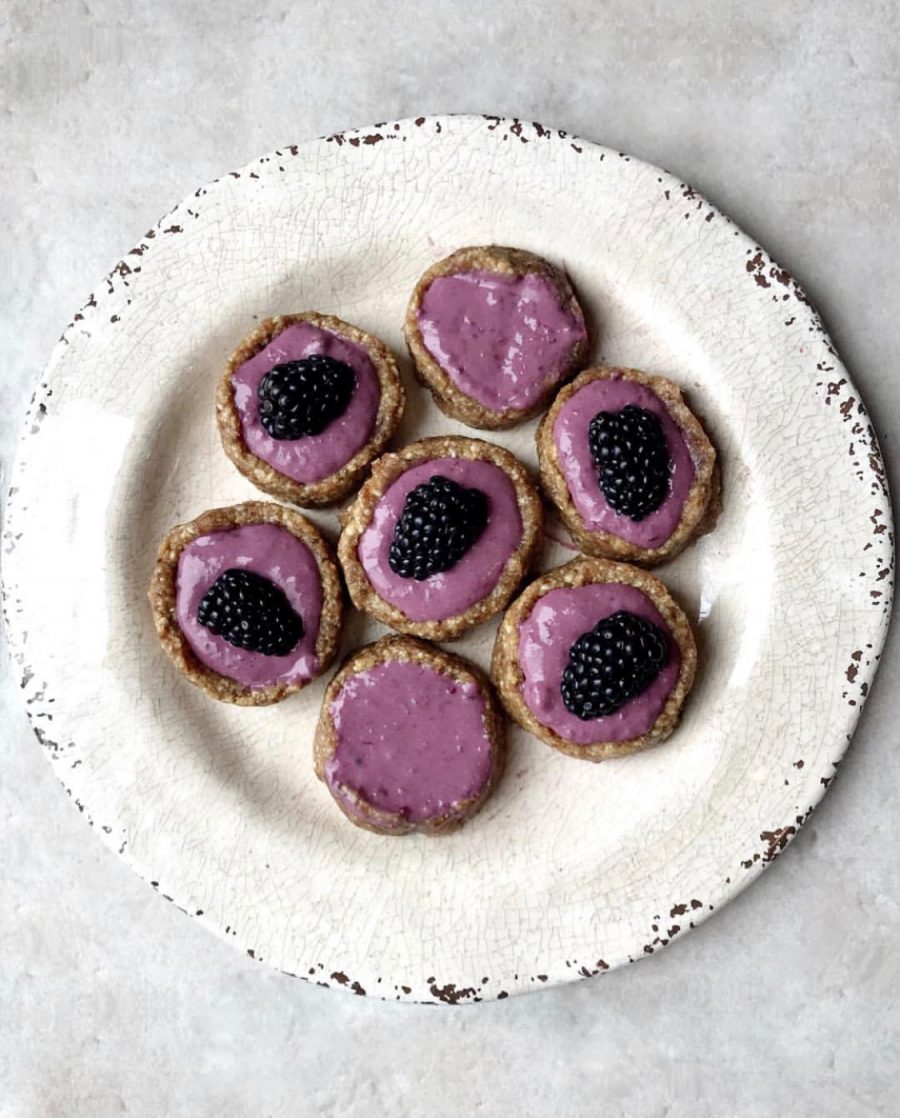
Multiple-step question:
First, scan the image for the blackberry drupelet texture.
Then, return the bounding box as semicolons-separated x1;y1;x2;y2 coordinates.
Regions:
560;609;668;720
257;354;355;439
197;568;304;656
588;404;671;521
388;475;489;581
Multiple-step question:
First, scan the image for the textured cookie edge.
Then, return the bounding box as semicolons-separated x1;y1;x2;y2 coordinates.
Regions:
337;435;544;640
147;500;343;706
314;634;506;835
404;245;588;430
216;312;405;507
537;365;719;565
491;556;697;761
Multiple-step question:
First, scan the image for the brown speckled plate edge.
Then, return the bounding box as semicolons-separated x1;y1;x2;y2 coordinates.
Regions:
1;114;893;1005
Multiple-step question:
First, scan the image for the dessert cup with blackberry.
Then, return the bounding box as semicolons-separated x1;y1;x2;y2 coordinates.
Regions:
149;501;342;705
315;636;505;835
404;246;588;429
538;366;718;565
492;557;696;761
338;436;543;641
217;313;405;507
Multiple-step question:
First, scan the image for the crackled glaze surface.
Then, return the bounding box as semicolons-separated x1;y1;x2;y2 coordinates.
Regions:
1;115;892;1005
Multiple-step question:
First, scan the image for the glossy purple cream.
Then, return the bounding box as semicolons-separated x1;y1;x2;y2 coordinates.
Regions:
232;322;380;483
358;457;523;622
176;523;323;688
517;583;680;745
325;660;494;822
417;270;586;412
554;376;696;549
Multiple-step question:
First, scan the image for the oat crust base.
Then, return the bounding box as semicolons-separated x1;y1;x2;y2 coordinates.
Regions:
314;635;506;836
216;313;405;507
337;435;543;641
148;500;343;706
404;245;588;430
537;366;719;566
491;556;697;762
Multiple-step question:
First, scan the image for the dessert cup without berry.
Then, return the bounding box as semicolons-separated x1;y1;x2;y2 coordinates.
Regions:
315;635;506;836
148;501;343;706
405;245;588;429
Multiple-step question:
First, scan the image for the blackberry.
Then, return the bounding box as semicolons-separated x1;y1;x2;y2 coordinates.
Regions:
197;568;303;656
560;610;668;720
388;475;489;581
257;354;355;439
588;404;671;521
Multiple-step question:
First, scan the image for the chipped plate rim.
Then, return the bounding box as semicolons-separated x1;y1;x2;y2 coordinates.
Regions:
1;114;894;1003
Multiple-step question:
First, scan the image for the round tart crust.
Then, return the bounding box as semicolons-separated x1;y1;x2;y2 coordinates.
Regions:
314;635;506;836
404;245;588;430
537;366;719;565
491;556;697;761
337;435;543;641
216;312;405;507
148;500;343;706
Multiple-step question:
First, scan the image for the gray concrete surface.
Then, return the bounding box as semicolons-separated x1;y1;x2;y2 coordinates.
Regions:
2;1;898;1115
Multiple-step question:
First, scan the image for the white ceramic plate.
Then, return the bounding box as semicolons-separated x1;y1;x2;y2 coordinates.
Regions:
3;115;893;1004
